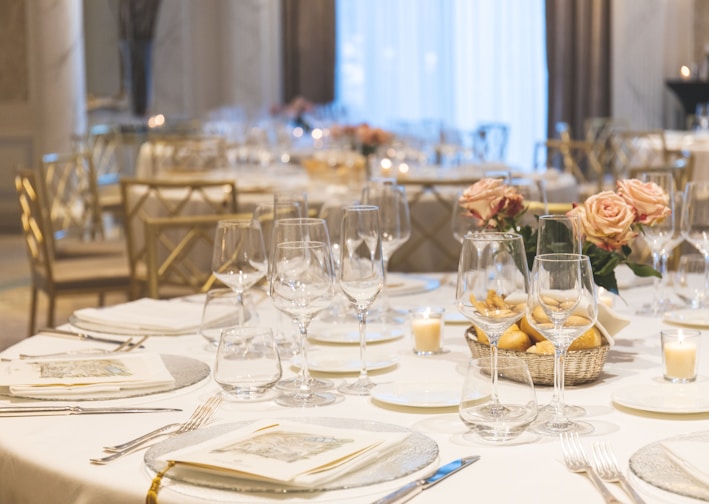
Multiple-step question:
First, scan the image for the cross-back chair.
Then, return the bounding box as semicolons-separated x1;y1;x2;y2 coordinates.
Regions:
120;177;238;298
143;134;228;178
533;138;605;198
15;169;130;336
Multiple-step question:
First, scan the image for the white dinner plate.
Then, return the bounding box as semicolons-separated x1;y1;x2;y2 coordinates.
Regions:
663;309;709;329
308;325;404;344
291;351;399;373
612;379;709;414
371;381;461;408
385;274;440;297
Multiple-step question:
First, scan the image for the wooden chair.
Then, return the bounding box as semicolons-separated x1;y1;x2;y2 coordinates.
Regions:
120;177;238;298
39;152;126;258
610;129;668;180
143;213;251;299
14;169;130;336
627;150;694;191
143;135;228;178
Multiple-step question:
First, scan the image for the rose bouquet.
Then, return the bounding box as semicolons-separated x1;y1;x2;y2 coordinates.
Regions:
458;177;669;294
331;123;394;156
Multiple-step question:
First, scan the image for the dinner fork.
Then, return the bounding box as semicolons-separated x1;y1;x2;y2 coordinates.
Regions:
18;336;145;359
90;393;222;464
560;432;622;504
592;442;647;504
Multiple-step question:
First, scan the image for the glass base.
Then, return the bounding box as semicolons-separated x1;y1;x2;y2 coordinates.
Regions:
537;402;585;419
275;391;337;407
276;376;334;392
532;417;594;436
338;377;377;396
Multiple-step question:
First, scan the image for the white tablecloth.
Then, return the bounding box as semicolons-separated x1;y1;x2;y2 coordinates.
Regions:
1;274;707;503
665;130;709;182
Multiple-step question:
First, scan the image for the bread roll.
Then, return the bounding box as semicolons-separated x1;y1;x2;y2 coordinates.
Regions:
569;326;603;351
475;324;532;352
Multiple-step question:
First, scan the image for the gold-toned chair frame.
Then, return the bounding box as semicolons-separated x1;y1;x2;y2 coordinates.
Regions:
534;138;605;193
143;135;228;178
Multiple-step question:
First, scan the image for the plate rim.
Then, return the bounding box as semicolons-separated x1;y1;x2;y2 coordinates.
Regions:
611;381;709;414
663;309;709;329
371;381;461;408
291;351;399;373
385;273;440;297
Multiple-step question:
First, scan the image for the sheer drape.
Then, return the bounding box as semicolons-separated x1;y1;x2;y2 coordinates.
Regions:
335;0;547;170
546;0;611;140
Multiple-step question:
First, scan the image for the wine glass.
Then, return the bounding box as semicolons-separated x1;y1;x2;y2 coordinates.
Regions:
535;214;582;255
456;232;529;410
269;217;335;393
269;239;336;407
273;190;308;218
637;171;675;315
682;181;709;296
659;188;685;311
338;205;385;395
211;218;268;325
526;253;597;435
451;188;486;243
361;180;411;323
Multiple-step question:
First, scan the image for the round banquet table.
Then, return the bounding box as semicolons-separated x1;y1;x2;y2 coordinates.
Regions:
1;273;707;504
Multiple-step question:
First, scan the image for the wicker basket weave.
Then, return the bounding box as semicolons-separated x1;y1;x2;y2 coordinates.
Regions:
464;326;610;386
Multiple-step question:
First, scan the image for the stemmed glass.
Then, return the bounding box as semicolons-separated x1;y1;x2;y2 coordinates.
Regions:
456;233;529;408
362;180;411;323
451;188;486;243
659;189;685;310
269;239;336;407
338;205;385;395
637;171;675;315
269;217;335;393
682;181;709;295
211;219;268;325
526;254;597;435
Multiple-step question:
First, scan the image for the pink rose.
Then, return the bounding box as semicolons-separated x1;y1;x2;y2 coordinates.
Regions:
568;191;637;251
459;178;507;221
616;178;672;226
502;186;525;218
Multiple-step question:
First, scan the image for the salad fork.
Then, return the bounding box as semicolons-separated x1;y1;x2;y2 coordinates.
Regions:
592;442;647;504
90;393;223;464
560;432;622;504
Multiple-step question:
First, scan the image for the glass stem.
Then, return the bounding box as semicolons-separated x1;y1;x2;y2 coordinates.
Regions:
551;343;569;427
356;308;369;383
295;320;312;398
490;342;501;407
650;250;662;314
236;290;245;325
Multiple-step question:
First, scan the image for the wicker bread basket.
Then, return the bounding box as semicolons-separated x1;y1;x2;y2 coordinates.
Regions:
464;326;610;386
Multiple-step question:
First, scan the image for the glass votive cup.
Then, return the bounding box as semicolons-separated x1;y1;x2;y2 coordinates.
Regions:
409;307;445;355
214;326;282;401
675;255;708;309
661;329;701;383
199;288;259;350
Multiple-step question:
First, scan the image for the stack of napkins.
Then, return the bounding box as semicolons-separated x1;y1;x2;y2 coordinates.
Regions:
158;419;409;488
661;439;709;487
0;353;175;397
72;298;206;335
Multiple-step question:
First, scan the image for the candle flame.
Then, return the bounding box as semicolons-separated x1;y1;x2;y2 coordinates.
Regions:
681;65;691;79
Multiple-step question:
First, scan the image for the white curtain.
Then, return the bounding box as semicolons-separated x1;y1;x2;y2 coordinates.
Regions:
335;0;547;171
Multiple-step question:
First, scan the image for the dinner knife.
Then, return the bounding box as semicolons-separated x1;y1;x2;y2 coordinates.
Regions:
38;328;145;349
0;406;181;417
371;455;480;504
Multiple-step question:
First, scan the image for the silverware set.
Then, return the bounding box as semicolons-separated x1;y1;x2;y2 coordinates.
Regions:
561;432;645;504
90;393;222;464
19;335;149;359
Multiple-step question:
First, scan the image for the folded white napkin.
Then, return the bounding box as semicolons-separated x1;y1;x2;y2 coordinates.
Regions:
73;298;206;333
1;352;175;397
661;439;709;487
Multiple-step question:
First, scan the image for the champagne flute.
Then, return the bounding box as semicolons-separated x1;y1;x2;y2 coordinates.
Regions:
456;232;529;409
361;180;411;323
269;217;335;392
269;239;336;406
211;218;268;325
682;181;709;295
526;253;597;435
338;205;385;395
637;171;675;315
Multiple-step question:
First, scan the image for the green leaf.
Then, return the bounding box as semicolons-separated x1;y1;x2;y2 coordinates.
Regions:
625;261;661;278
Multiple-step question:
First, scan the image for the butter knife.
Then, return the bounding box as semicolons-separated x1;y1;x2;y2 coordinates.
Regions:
38;328;145;349
0;406;181;417
372;455;480;504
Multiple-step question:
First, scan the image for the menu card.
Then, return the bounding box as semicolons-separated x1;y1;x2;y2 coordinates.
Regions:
0;353;175;397
158;419;410;488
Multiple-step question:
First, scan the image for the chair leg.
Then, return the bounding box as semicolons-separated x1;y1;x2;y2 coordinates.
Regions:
28;287;38;337
98;292;106;307
47;294;56;329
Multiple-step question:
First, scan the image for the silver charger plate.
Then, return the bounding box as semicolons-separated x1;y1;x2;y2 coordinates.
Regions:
2;354;210;401
144;417;439;495
630;430;709;501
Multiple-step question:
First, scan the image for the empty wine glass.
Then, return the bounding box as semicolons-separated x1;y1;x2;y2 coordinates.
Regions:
269;217;335;394
338;205;385;395
675;254;708;308
659;189;686;311
362;180;411;323
211;218;268;325
273;190;308;218
637;171;675;315
536;214;582;255
526;254;597;435
682;181;709;296
456;232;529;410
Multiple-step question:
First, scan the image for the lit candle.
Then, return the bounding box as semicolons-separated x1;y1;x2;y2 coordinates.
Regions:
661;329;700;383
680;65;692;80
410;307;445;355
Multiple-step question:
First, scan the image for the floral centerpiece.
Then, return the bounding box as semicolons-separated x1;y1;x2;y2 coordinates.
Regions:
458;177;669;294
270;96;315;131
331;123;394;156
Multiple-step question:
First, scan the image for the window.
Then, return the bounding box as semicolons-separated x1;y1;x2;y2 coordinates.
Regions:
335;0;547;170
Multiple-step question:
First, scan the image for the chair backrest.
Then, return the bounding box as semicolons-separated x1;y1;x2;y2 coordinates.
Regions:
627;149;694;192
610;129;668;179
73;124;127;186
533;138;604;192
143;135;228;178
471;122;509;162
39;151;104;243
143;212;251;298
15;169;54;286
120;177;238;291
